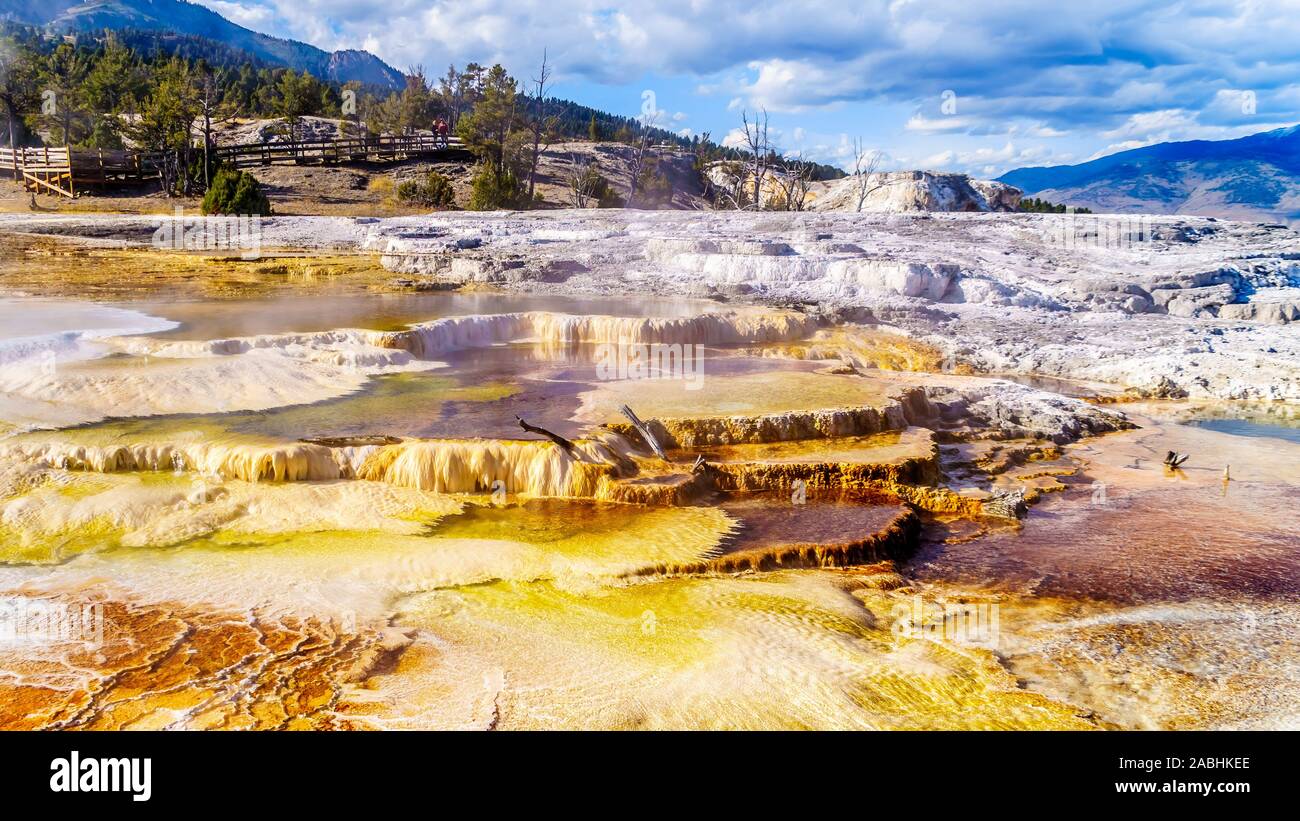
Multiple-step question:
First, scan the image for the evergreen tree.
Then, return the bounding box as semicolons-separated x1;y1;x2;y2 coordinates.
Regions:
202;167;271;215
0;33;38;148
273;69;322;141
375;68;433;135
81;35;143;149
468;161;523;210
455;63;518;171
125;58;199;195
37;42;91;145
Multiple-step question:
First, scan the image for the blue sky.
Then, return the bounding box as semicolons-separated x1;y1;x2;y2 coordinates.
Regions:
198;0;1300;176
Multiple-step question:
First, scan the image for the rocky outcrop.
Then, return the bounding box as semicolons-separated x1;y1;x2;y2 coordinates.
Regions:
703;165;1021;213
925;382;1133;444
809;171;1022;213
971;179;1024;212
640;238;960;300
1218;300;1300;323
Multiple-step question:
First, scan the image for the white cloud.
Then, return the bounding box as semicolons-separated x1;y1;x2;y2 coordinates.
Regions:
915;141;1064;176
186;1;1300;174
1024;124;1068;138
721;128;748;149
196;0;275;28
1100;109;1196;141
1089;107;1295;158
728;58;869;112
905;114;972;133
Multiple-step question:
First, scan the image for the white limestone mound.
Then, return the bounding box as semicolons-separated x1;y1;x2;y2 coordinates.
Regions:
808;171;1022;213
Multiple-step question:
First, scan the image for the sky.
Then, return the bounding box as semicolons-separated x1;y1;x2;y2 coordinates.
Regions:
197;0;1300;177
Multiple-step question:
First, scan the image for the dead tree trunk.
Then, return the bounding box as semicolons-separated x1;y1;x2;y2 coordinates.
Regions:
526;49;552;202
620;405;668;461
741;109;771;209
516;415;577;456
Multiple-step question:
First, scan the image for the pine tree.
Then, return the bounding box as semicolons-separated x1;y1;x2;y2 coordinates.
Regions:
0;34;38;148
274;69;322;142
125;58;199;195
455;63;518;172
81;35;143;149
37;42;91;145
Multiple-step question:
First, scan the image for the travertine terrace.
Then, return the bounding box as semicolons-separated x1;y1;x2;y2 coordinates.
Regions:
0;208;1297;731
7;209;1294;400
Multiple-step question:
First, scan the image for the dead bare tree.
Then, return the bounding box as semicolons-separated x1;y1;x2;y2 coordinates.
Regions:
525;49;556;201
705;159;747;210
851;137;890;212
620;405;669;461
193;69;235;191
626;109;659;202
773;152;813;211
567;152;601;207
740;108;772;208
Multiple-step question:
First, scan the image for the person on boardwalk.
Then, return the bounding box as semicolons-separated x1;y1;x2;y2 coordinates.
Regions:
434;118;449;149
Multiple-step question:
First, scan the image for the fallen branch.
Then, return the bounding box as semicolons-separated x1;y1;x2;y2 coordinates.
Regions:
620;404;669;461
516;415;577;456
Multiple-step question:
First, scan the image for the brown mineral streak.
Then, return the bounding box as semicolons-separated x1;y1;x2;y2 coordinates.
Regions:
0;594;403;730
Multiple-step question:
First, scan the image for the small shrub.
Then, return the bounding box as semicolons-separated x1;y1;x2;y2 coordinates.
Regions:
630;159;673;209
764;189;789;212
570;164;623;208
397;171;456;208
588;169;623;208
468;163;523;211
201;168;271;216
395;180;418;200
1018;196;1092;214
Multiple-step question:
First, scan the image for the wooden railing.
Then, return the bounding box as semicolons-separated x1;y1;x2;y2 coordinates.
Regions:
214;134;468;168
3;146;76;197
2;146;70;176
4;133;471;198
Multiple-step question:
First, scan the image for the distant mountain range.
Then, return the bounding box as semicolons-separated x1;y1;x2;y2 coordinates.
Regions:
0;0;405;89
998;125;1300;224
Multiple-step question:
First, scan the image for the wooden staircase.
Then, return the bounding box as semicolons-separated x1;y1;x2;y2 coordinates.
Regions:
3;146;76;198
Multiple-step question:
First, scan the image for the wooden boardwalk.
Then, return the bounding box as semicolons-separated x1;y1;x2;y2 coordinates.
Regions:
3;133;472;198
213;134;471;168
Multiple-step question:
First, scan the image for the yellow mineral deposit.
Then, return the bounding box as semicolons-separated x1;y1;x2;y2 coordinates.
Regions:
0;259;1296;731
747;325;949;373
344;572;1095;730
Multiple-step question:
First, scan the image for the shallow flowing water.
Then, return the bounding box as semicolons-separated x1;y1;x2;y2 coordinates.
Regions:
0;283;1295;730
132;291;721;341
